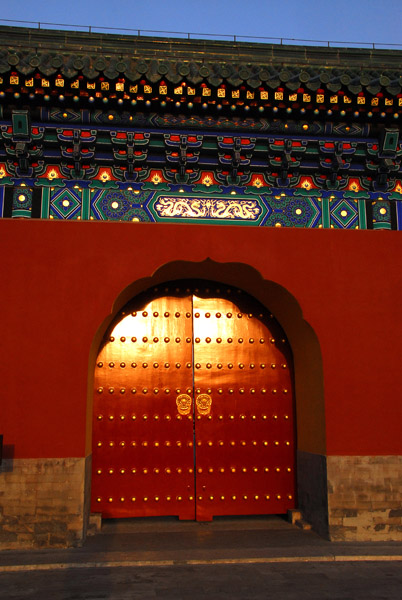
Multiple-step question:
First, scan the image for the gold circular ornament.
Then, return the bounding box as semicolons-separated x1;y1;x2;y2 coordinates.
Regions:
196;393;212;416
176;393;192;416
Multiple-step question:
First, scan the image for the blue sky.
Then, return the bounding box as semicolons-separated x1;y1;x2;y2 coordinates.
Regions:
1;0;401;47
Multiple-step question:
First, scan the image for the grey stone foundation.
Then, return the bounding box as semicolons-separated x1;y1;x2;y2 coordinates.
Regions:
297;452;402;541
0;456;91;550
327;455;402;541
1;453;401;548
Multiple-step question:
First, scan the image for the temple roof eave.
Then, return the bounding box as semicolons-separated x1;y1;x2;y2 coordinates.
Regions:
0;25;401;97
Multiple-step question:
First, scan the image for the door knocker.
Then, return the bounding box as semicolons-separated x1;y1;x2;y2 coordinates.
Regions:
196;393;212;416
176;393;192;416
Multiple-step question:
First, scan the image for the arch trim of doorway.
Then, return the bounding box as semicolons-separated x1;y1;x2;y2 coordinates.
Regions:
87;258;328;536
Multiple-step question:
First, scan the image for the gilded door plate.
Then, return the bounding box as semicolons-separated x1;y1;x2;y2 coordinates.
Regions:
176;393;192;415
196;393;212;416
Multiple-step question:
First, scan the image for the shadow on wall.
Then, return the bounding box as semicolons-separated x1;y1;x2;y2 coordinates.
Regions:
0;444;14;472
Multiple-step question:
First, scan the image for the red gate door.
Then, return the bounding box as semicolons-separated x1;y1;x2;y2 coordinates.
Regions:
91;290;196;519
193;288;295;521
91;281;295;520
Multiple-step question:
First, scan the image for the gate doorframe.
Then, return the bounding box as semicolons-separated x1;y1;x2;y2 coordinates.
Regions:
87;259;328;537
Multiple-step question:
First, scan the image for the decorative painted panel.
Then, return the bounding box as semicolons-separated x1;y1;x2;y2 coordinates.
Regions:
12;187;32;218
150;195;265;225
1;182;401;230
372;200;392;230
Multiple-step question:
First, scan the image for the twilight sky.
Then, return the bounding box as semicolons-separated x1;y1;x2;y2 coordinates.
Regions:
0;0;401;48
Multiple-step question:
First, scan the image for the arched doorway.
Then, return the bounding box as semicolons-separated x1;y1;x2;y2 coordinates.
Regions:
91;279;296;521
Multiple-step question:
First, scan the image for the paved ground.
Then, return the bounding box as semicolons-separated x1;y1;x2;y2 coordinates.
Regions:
1;517;402;599
1;561;402;599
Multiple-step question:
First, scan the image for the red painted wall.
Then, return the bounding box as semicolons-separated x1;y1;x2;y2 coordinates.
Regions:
1;220;401;458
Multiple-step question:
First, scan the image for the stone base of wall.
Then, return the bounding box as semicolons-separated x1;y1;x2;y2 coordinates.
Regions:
0;456;91;550
327;455;402;541
297;450;329;538
1;454;401;546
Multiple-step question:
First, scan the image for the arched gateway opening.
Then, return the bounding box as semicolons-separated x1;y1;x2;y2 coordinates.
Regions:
88;260;326;529
91;280;295;520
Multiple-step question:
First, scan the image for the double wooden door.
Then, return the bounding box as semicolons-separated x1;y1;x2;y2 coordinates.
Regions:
91;281;295;520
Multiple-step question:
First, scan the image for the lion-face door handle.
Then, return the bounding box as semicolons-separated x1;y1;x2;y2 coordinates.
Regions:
196;393;212;416
176;393;192;416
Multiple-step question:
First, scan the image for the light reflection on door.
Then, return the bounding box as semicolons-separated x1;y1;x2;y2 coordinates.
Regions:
91;281;295;520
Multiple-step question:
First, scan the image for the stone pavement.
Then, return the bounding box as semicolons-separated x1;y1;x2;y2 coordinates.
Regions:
1;515;402;569
2;561;402;599
0;516;401;599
